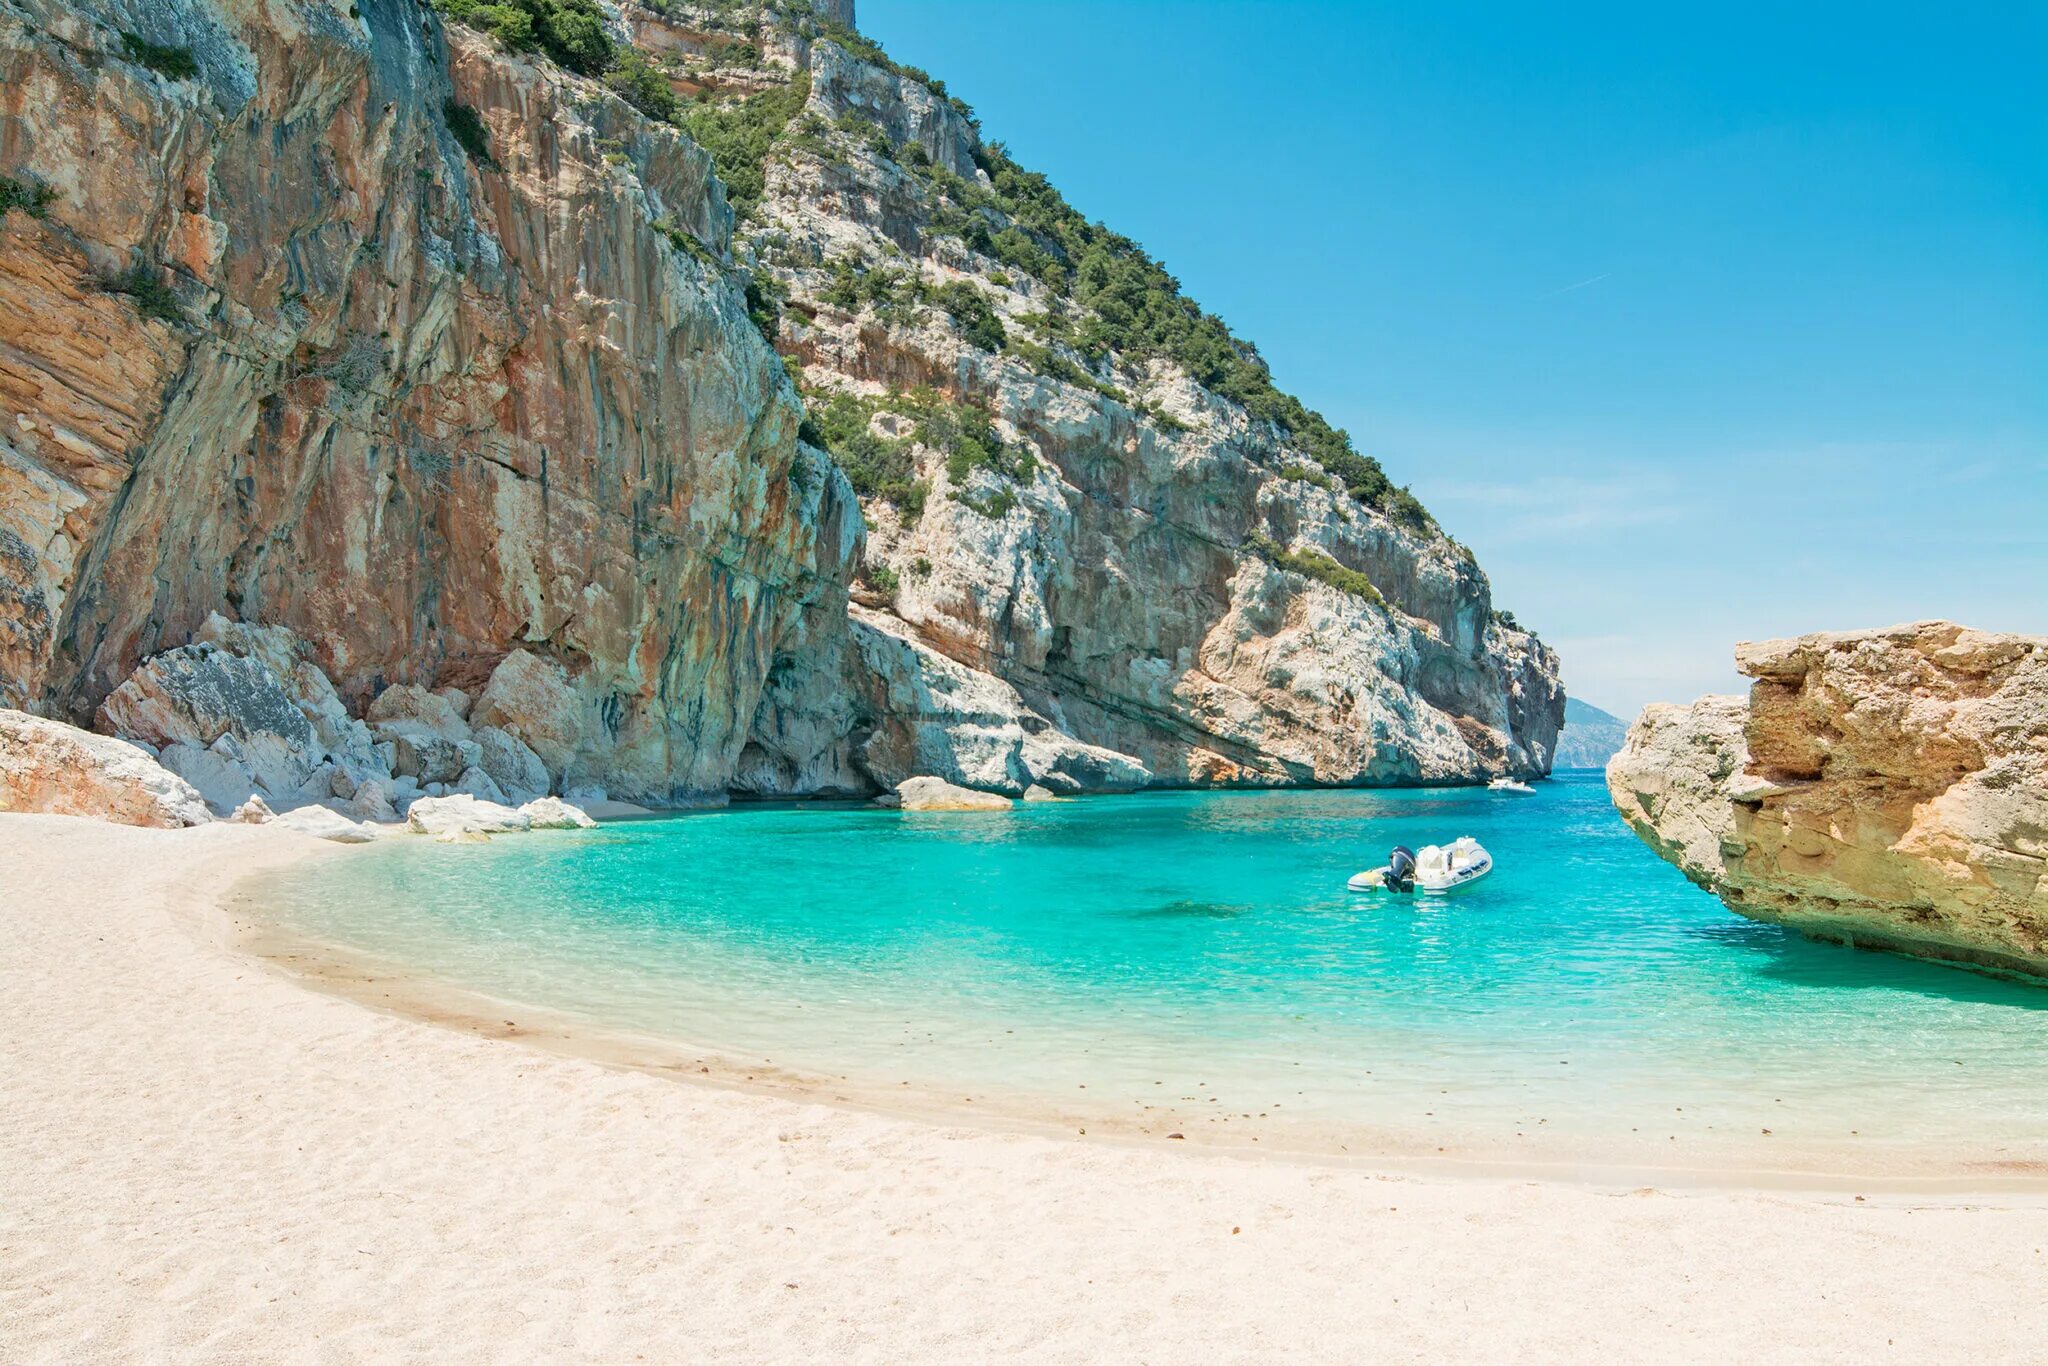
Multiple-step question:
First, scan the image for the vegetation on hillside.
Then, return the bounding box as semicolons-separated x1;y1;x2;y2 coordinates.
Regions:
1244;534;1385;607
797;391;925;520
678;76;811;219
0;174;55;218
119;32;198;80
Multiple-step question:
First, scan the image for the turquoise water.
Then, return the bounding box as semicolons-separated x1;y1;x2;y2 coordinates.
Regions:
249;773;2048;1167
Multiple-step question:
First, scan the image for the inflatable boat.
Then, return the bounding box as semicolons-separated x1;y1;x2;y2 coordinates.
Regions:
1349;837;1493;894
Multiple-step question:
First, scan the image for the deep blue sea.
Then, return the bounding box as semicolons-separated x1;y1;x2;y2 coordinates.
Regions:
248;772;2048;1167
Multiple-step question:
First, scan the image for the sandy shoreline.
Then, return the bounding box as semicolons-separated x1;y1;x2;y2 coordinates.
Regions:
236;885;2048;1196
5;813;2048;1361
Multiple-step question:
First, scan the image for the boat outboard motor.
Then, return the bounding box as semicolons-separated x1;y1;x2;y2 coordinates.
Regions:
1385;845;1417;894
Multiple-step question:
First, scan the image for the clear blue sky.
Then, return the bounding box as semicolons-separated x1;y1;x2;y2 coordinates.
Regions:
857;0;2047;717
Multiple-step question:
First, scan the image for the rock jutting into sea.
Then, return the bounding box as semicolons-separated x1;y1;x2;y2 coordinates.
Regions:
1608;621;2048;979
0;0;1561;808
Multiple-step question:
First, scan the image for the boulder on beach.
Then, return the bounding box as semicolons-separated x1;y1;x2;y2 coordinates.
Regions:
406;794;532;837
519;797;598;830
0;709;212;828
896;776;1013;812
475;726;551;805
273;805;380;844
367;684;473;744
471;650;585;784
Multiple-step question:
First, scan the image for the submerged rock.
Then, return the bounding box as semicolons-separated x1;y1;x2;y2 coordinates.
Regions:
1609;622;2048;980
896;776;1013;812
0;709;211;828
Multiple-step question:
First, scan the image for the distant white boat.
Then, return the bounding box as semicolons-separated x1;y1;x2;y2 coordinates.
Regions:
1488;777;1536;795
1349;837;1493;894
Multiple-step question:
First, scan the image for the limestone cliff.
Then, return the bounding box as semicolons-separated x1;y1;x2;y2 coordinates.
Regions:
1609;622;2048;979
0;0;1560;806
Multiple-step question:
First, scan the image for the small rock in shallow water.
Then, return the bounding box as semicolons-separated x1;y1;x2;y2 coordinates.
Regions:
896;777;1011;812
519;796;597;829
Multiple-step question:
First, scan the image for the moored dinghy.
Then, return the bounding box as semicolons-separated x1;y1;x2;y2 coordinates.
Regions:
1350;837;1494;894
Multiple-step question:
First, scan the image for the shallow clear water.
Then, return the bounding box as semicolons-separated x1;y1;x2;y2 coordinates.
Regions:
249;774;2048;1165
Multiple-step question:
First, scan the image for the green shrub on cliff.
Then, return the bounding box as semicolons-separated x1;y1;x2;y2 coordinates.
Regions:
119;32;198;80
606;47;679;122
799;392;926;520
680;75;810;218
106;264;184;325
933;280;1005;353
1243;534;1384;606
914;397;1035;486
0;175;55;218
443;101;498;169
438;0;679;122
438;0;611;74
817;253;925;322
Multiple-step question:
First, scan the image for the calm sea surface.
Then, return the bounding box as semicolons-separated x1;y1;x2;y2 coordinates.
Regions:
248;772;2048;1167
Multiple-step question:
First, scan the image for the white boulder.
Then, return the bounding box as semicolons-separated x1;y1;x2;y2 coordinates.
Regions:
274;805;380;843
406;794;532;836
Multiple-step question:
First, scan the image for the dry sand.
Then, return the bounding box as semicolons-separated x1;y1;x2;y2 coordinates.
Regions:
3;811;2045;1363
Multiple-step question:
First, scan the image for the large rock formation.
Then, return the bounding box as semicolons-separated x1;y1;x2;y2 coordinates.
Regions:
1609;622;2048;979
0;0;1560;806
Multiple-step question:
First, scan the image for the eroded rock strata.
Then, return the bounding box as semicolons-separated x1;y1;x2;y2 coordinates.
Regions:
1609;622;2048;979
0;0;1560;808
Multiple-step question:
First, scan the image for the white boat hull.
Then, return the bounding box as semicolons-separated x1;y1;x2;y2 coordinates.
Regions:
1349;837;1493;894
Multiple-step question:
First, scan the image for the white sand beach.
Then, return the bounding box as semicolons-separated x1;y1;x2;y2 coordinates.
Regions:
4;811;2045;1362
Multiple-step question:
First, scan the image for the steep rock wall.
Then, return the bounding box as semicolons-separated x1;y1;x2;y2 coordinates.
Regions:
0;0;850;801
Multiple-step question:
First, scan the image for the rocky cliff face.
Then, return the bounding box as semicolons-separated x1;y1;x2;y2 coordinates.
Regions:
0;0;1559;807
1609;622;2048;979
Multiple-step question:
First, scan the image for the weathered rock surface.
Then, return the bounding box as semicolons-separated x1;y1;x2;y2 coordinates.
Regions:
0;0;829;807
1609;622;2048;979
0;708;211;827
896;776;1012;812
0;0;1559;807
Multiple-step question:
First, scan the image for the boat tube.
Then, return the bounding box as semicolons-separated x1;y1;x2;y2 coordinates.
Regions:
1350;837;1492;894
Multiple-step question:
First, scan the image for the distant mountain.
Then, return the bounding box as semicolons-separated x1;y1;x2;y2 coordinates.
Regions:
1554;698;1631;769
